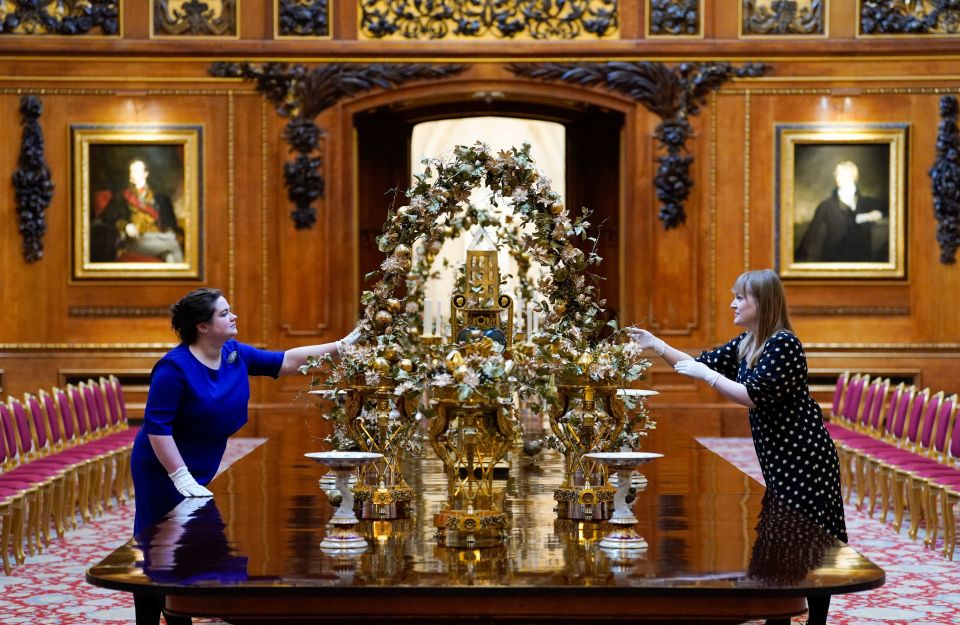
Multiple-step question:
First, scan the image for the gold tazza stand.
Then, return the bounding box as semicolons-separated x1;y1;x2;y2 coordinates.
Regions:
339;382;419;519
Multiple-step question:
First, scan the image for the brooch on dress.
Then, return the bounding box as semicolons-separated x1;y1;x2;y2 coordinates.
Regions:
227;350;238;364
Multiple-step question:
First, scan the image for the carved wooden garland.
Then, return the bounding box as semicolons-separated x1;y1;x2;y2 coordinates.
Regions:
209;62;465;229
13;96;54;263
930;95;960;264
509;61;769;229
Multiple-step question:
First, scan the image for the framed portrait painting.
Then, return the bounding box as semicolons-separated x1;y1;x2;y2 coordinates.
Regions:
775;124;907;279
72;125;203;279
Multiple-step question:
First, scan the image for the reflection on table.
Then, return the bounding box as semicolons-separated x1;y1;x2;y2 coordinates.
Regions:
87;421;883;623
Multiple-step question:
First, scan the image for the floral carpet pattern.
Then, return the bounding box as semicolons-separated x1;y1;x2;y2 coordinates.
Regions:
2;436;959;624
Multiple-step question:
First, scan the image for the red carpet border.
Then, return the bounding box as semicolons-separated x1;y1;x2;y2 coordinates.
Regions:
2;437;959;624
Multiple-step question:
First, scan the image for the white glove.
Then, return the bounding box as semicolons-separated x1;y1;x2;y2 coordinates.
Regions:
168;466;213;497
674;360;722;387
626;328;666;356
336;325;363;356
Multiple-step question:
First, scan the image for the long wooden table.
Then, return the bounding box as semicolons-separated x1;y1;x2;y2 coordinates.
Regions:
87;421;884;623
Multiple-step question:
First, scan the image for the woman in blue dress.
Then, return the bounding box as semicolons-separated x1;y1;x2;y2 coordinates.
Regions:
130;287;358;625
628;269;846;625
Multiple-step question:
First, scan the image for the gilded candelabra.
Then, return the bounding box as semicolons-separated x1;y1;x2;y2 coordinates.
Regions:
549;384;631;521
336;383;419;519
429;231;518;547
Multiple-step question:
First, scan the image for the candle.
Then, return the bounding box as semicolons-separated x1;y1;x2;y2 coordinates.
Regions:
514;297;523;335
434;299;443;337
423;298;433;336
526;302;534;342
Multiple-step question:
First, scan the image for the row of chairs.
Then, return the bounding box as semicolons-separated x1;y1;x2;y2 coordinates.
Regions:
826;372;960;559
0;376;137;575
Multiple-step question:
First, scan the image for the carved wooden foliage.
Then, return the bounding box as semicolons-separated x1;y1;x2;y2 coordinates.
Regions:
930;95;960;264
0;0;119;35
208;62;465;229
278;0;331;37
359;0;619;39
508;61;769;229
861;0;960;35
153;0;237;37
649;0;701;36
742;0;824;35
13;96;53;263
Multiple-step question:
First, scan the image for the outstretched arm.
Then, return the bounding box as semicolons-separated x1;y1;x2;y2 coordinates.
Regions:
277;325;363;376
279;342;339;375
627;327;756;409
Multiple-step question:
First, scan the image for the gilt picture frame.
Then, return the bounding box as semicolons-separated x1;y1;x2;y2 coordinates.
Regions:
72;125;203;279
775;124;907;279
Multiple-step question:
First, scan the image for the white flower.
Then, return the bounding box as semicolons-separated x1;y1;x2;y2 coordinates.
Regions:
432;373;455;387
364;370;382;386
622;342;642;359
394;380;415;396
463;369;481;387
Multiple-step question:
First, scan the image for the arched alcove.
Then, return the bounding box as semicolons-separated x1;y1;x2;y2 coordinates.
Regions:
352;92;626;322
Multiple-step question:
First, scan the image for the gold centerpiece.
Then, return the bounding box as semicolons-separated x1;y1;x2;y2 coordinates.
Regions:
304;143;657;549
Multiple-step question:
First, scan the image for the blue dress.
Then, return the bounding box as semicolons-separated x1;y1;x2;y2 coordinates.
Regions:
131;340;284;536
696;330;847;542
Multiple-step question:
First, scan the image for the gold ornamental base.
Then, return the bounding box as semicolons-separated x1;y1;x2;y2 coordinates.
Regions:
354;484;415;520
434;509;508;547
553;485;615;521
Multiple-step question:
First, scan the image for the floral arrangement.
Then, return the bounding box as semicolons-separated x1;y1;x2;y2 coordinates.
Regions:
303;142;653;451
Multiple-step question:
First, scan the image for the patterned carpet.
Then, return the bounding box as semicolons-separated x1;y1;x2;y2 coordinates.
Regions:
1;437;958;624
699;437;960;625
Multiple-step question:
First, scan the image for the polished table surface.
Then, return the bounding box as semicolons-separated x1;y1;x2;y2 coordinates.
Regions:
87;421;884;623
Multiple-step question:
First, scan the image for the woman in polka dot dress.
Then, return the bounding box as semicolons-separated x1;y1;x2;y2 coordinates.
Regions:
628;269;846;625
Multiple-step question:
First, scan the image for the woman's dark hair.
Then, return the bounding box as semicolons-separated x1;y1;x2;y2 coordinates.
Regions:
170;288;222;344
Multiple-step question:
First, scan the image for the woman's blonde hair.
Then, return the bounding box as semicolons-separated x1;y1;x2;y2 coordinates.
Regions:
734;269;794;368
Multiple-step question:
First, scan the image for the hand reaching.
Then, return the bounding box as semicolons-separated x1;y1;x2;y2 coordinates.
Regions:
336;324;363;356
674;360;722;387
168;466;213;498
626;327;666;356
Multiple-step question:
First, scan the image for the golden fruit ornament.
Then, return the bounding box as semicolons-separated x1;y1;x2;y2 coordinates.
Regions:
372;357;391;373
385;298;402;314
554;303;567;316
549;203;564;216
445;349;465;370
428;240;442;255
374;310;393;328
393;243;411;259
398;359;413;373
383;345;400;362
577;352;594;366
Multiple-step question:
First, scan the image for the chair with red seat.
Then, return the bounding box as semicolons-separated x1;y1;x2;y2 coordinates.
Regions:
0;398;61;559
829;371;850;422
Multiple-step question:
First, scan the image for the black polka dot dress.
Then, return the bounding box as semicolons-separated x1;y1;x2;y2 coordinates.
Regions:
697;331;848;543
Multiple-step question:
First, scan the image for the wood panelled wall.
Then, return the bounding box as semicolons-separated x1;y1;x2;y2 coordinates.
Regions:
1;1;959;436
